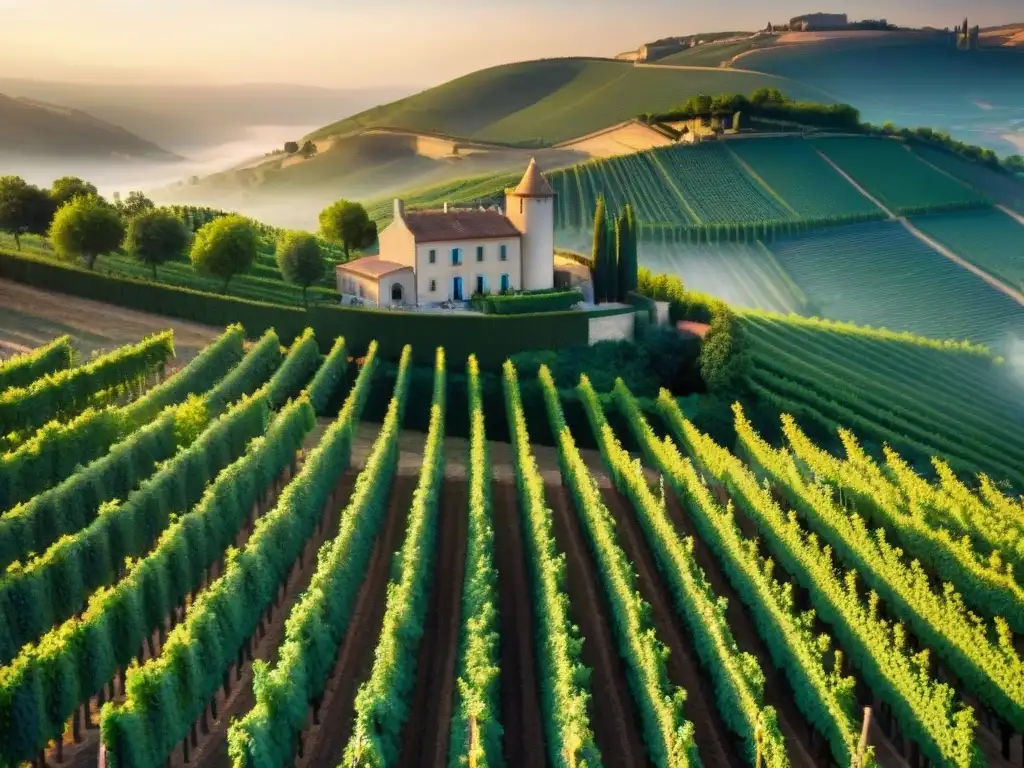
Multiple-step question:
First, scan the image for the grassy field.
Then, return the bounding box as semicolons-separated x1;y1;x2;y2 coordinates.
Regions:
727;137;881;218
910;208;1024;293
740;38;1024;154
304;58;827;147
765;220;1024;350
1;232;341;307
811;136;991;213
741;311;1024;488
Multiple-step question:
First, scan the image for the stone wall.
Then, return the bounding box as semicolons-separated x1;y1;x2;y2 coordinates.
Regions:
588;311;636;344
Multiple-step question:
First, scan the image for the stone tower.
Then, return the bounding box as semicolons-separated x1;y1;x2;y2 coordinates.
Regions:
505;158;555;291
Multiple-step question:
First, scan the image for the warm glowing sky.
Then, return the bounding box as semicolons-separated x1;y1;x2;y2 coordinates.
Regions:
2;0;1020;89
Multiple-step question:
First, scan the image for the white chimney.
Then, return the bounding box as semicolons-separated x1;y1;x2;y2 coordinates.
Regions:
444;202;449;213
393;199;405;219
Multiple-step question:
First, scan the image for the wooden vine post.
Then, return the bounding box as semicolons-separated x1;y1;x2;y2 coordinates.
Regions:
852;706;873;768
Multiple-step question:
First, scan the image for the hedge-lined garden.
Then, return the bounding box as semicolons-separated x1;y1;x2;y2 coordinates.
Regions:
0;248;616;369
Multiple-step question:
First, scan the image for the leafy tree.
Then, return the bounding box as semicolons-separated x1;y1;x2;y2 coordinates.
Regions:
117;191;155;220
275;230;325;307
48;196;125;270
50;176;99;208
189;215;258;292
124;208;191;278
318;200;376;259
284;141;299;154
0;176;57;250
300;140;318;158
590;196;608;303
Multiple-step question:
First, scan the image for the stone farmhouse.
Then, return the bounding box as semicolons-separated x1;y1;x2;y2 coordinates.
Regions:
335;159;556;307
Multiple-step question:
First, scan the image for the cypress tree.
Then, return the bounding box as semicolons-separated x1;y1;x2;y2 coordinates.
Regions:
619;204;638;298
590;196;607;303
608;213;620;303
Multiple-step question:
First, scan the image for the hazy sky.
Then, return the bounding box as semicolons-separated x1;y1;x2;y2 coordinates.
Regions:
2;0;1020;89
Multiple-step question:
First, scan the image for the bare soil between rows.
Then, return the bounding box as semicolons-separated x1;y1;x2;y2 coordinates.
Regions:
398;478;469;768
296;473;417;767
491;480;548;768
546;483;652;768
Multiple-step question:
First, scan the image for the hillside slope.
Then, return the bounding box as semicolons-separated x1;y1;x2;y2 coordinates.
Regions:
738;37;1024;154
741;312;1024;490
0;93;176;159
304;58;827;147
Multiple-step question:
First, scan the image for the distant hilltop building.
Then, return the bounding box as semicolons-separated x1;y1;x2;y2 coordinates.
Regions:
956;17;980;50
336;159;555;307
789;12;849;30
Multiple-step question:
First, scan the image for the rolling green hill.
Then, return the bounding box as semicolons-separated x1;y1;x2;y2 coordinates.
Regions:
0;93;175;159
304;58;828;147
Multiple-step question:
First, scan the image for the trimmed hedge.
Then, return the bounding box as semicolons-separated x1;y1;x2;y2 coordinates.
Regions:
0;250;591;370
472;288;584;315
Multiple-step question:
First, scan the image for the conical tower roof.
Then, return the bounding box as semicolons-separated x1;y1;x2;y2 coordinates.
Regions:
511;158;555;197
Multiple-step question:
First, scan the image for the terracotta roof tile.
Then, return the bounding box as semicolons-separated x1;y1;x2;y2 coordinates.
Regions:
401;209;521;243
511;157;555;197
336;256;411;280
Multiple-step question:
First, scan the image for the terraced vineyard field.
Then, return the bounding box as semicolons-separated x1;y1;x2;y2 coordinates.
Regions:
739;311;1024;488
766;220;1024;349
911;208;1024;293
908;144;1024;214
3;328;1024;768
811;136;991;214
639;241;806;313
654;142;794;223
557;152;694;226
728;138;882;218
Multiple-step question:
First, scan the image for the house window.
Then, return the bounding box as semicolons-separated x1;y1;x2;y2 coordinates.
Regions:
429;279;437;292
391;283;403;302
500;244;507;261
451;247;462;266
500;273;510;292
519;199;523;214
476;275;486;294
428;249;436;264
476;245;484;262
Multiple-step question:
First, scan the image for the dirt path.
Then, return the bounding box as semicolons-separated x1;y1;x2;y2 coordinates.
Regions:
898;217;1024;305
997;204;1024;228
0;278;221;362
491;480;547;768
597;487;745;768
546;483;652;768
296;472;417;767
811;146;895;218
398;478;470;768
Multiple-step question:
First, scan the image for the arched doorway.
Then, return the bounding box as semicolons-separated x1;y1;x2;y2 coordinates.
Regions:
391;283;404;303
